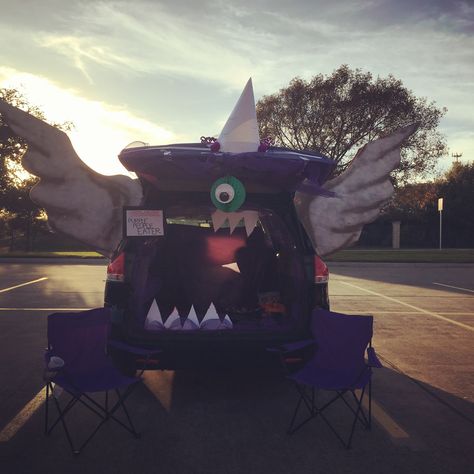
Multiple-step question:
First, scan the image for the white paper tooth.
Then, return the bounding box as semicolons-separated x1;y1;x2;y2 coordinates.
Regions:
243;211;259;237
211;210;228;232
221;262;240;273
145;299;164;330
147;320;165;331
222;314;233;329
227;212;243;234
200;304;234;330
200;303;220;323
188;305;200;325
182;305;200;330
200;303;221;329
164;307;182;330
169;319;184;330
201;320;224;330
182;319;199;330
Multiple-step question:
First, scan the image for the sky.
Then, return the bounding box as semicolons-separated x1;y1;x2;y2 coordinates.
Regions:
0;0;473;176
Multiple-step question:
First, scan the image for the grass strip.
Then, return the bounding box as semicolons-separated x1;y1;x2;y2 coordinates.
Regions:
326;249;474;263
0;251;103;258
1;249;474;263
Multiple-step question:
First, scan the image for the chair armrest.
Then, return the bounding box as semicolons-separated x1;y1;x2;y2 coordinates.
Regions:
43;352;65;382
367;347;383;368
44;349;65;368
268;339;316;373
108;339;162;357
267;339;315;354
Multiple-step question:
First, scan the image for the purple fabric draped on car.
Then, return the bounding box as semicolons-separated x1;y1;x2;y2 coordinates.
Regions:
119;144;336;197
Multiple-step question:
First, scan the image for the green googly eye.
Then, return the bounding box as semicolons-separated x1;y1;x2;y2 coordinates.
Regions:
211;176;246;212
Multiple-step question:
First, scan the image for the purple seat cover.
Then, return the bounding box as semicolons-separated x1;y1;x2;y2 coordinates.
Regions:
47;308;139;393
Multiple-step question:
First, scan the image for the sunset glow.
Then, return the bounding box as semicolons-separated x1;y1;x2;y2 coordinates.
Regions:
0;69;175;176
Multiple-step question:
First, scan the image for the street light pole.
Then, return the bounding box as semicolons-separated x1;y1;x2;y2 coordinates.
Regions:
438;197;443;250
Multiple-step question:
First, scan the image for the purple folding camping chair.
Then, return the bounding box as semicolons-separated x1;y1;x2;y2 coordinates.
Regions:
43;307;160;455
274;309;382;449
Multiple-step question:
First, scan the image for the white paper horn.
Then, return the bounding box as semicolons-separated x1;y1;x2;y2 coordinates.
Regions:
218;78;260;153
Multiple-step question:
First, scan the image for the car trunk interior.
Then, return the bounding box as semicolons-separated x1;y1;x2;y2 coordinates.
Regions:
127;203;309;338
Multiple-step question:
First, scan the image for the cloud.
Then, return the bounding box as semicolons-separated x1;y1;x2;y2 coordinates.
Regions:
1;0;472;165
37;35;133;84
34;2;260;89
0;68;175;175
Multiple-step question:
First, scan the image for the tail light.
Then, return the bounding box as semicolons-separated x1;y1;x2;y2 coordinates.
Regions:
107;252;125;282
314;255;329;284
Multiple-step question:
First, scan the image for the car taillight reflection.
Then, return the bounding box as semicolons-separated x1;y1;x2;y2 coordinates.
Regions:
107;252;125;282
314;255;329;283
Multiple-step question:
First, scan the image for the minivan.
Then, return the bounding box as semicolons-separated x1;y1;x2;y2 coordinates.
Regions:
105;142;333;370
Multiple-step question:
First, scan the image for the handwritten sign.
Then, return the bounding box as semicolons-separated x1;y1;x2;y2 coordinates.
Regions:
125;210;164;237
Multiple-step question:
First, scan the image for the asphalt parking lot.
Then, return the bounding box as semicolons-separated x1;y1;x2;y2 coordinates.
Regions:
0;261;473;474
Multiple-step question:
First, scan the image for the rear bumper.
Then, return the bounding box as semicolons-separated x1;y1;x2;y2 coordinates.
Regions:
105;280;328;370
108;338;284;371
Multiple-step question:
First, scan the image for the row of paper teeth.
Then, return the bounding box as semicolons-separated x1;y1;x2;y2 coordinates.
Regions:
211;210;259;236
144;300;233;331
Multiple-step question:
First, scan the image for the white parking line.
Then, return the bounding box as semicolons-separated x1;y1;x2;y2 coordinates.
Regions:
0;277;48;293
143;371;175;412
357;391;410;440
340;281;474;332
433;282;474;293
334;310;474;315
0;308;91;311
0;387;47;442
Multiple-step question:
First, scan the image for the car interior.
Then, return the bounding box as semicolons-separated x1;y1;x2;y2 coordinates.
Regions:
128;206;307;334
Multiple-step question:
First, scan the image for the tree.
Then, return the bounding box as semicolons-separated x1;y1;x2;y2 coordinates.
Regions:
256;65;448;184
0;89;41;202
381;181;439;247
0;88;69;250
386;182;438;221
378;162;474;248
436;162;474;247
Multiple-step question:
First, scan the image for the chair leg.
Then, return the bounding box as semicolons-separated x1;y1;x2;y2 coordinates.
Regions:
50;389;78;454
368;379;372;430
288;385;316;435
288;390;304;434
44;383;50;436
76;417;109;454
345;391;369;428
78;393;112;418
114;388;140;438
346;385;366;449
80;384;141;437
72;387;141;453
45;382;76;436
45;382;141;454
318;410;348;447
73;389;140;454
47;394;78;435
289;386;369;450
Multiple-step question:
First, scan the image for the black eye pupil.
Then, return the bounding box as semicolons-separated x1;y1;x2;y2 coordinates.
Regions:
219;191;230;202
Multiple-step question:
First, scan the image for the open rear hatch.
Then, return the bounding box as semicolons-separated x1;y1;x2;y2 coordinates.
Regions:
115;144;334;347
